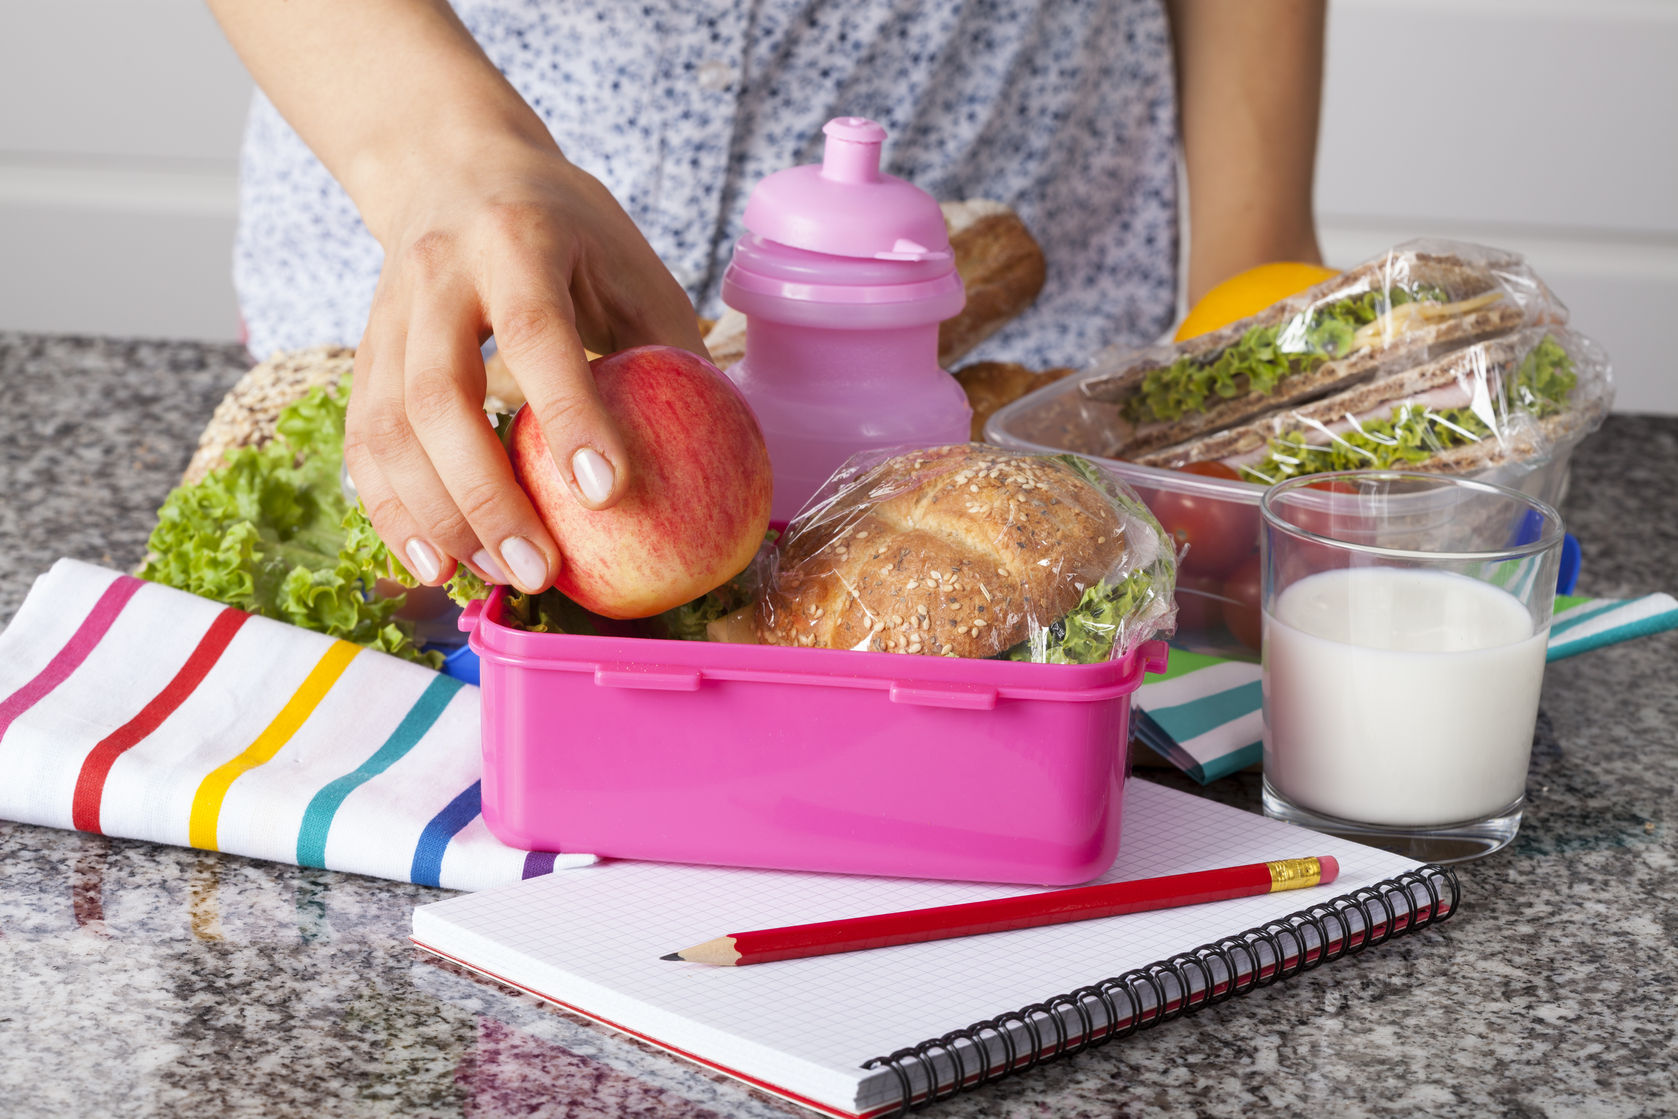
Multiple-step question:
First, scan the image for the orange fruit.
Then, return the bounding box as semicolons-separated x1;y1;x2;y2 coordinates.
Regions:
1174;261;1340;342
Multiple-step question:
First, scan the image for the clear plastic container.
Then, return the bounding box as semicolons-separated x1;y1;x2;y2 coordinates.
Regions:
460;590;1168;886
985;370;1587;658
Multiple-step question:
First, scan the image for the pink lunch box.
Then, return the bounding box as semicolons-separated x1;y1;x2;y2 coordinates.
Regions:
462;589;1168;886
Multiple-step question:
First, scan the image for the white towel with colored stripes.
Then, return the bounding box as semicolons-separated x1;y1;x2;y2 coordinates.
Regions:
0;559;595;890
1134;591;1678;783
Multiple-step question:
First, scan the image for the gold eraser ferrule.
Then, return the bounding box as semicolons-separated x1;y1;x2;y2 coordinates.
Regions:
1266;857;1323;891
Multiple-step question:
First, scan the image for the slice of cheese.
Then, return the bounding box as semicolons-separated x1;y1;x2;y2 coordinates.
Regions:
705;605;760;644
1350;290;1505;353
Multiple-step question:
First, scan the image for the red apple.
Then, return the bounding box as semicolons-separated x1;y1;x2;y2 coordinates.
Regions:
508;345;773;619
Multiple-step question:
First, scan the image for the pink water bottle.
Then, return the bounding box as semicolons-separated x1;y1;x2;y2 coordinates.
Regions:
721;117;971;526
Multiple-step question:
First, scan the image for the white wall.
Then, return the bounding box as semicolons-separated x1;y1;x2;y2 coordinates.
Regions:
0;1;248;342
1316;0;1678;414
2;0;1674;413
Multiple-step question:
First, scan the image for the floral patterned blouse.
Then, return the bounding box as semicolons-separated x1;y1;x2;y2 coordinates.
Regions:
234;0;1179;369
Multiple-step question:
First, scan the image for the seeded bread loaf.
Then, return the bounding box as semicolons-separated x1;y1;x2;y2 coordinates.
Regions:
954;361;1075;440
181;346;356;486
755;444;1125;658
185;346;522;487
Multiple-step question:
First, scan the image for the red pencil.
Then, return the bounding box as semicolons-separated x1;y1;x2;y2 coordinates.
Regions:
662;856;1340;966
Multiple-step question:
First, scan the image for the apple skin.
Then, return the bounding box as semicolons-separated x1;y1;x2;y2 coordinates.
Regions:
507;345;773;619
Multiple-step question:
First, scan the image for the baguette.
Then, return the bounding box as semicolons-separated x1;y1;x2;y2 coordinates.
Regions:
938;200;1047;367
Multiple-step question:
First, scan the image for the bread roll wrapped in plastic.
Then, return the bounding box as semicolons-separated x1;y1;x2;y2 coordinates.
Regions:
754;444;1176;663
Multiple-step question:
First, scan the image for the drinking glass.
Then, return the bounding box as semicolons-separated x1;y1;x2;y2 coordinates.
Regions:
1259;470;1564;862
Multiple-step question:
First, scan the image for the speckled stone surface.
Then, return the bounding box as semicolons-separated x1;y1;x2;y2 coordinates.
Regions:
1;332;1674;1118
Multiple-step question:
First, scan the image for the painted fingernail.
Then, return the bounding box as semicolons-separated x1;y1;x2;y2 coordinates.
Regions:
500;536;549;592
404;538;442;583
470;549;509;585
572;447;615;506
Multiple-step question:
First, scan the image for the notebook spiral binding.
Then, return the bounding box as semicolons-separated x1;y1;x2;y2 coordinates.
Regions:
862;863;1460;1117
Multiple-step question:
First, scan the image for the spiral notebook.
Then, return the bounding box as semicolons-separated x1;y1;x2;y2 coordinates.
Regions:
410;781;1458;1118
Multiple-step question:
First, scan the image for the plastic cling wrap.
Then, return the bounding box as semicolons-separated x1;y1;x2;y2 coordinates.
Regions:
1076;239;1577;464
754;444;1176;664
1203;326;1612;485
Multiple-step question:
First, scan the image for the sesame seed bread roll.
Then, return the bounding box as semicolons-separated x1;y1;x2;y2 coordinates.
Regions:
755;444;1126;658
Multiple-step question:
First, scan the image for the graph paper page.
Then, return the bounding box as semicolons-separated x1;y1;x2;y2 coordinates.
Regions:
412;781;1425;1115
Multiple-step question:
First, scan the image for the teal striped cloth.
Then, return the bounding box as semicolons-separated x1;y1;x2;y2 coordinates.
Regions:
0;559;596;890
1134;592;1678;784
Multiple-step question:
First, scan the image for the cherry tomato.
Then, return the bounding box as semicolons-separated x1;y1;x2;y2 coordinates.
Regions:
1220;551;1265;651
1285;478;1370;545
1178;461;1243;481
1145;465;1261;579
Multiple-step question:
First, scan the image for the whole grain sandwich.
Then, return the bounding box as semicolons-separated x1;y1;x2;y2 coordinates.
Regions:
1135;327;1611;484
754;444;1174;663
1079;244;1558;459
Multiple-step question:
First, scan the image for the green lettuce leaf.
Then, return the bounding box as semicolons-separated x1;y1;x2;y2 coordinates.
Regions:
1239;334;1578;484
648;584;747;642
1125;285;1446;425
1002;570;1154;665
139;381;441;668
340;500;491;607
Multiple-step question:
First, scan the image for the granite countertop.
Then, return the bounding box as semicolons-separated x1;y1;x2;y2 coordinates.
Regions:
1;332;1674;1118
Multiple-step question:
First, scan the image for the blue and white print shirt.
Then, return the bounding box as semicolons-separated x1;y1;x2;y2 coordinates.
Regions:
234;0;1179;370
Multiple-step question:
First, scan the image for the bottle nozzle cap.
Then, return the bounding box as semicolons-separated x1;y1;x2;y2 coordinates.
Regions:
737;117;952;263
820;117;888;183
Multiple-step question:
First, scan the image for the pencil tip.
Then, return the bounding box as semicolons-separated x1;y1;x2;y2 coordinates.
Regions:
660;952;682;961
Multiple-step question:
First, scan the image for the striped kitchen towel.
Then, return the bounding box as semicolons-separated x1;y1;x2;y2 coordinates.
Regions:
1136;591;1678;784
0;559;595;890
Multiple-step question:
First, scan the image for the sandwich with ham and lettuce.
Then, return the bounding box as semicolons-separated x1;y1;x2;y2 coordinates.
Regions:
1069;241;1610;480
1079;245;1557;458
1134;326;1610;484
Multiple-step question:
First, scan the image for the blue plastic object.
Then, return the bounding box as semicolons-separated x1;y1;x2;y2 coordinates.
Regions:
1507;509;1578;594
1511;507;1547;547
439;642;481;685
1557;532;1581;595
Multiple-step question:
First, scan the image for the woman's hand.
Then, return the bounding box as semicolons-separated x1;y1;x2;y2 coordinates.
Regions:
344;139;707;593
206;0;706;593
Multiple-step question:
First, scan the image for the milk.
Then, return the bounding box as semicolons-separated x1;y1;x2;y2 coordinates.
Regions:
1262;567;1548;827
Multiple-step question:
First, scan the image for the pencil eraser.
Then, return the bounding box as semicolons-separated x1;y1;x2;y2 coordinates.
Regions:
1317;856;1339;884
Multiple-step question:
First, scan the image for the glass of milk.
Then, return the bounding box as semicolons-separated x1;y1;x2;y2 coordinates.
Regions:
1259;471;1564;862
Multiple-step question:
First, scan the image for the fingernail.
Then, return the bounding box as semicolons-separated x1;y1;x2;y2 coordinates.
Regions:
572;447;615;506
470;549;509;585
404;539;442;583
500;536;549;592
